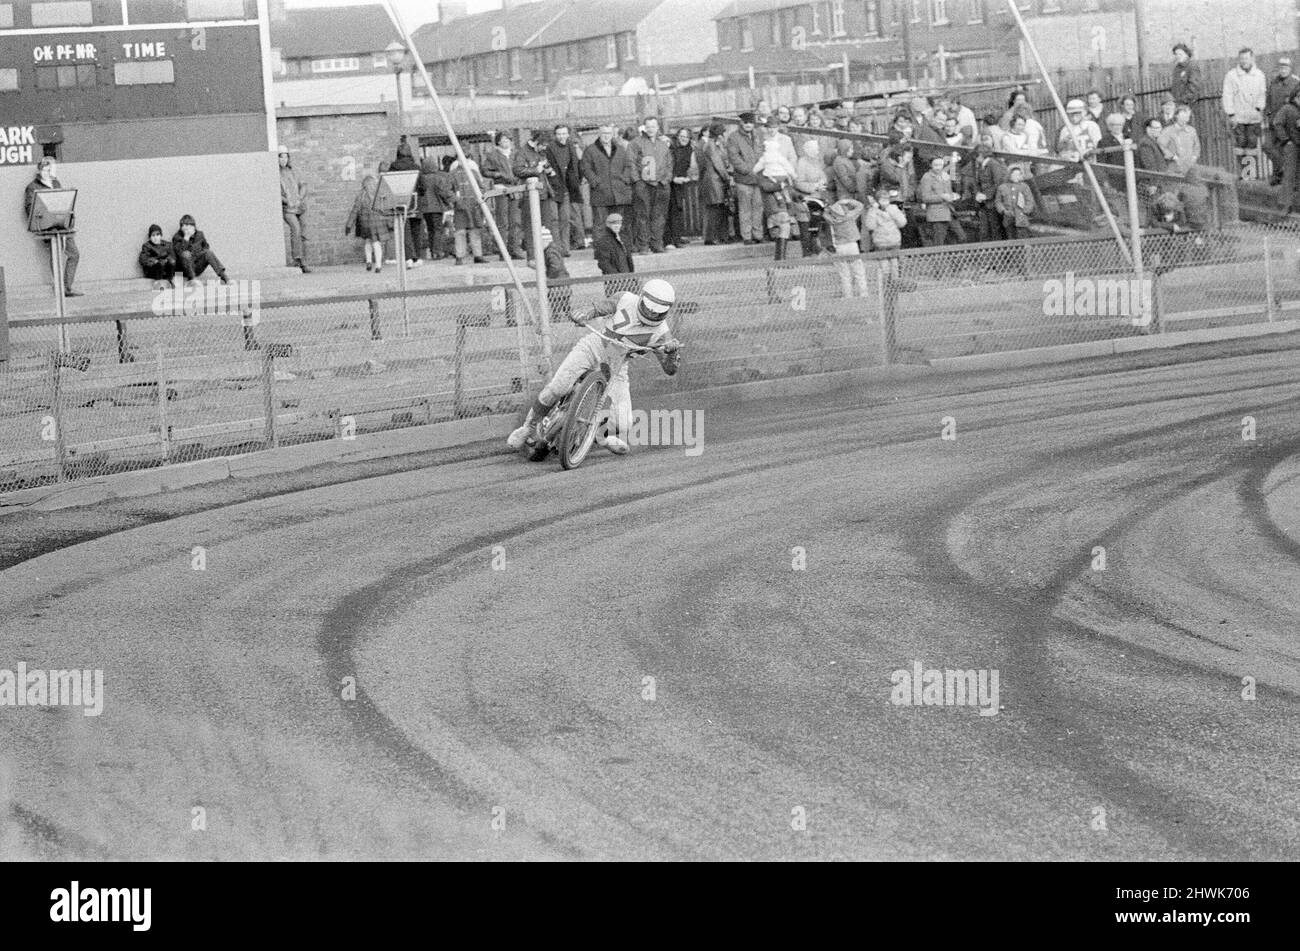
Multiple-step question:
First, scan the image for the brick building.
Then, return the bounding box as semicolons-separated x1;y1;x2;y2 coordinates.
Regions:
710;0;1019;83
268;0;412;108
1016;0;1300;72
412;0;733;99
708;0;1300;83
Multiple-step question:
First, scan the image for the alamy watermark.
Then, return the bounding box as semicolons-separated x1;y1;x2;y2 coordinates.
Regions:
0;662;104;717
889;660;1000;716
1043;271;1152;326
617;408;704;456
151;278;261;322
50;882;150;931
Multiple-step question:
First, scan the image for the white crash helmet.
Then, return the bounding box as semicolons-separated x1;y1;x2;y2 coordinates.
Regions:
636;278;675;325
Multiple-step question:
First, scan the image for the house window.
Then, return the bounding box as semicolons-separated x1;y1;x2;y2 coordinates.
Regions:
373;52;388;69
968;0;985;22
115;60;174;84
31;2;93;26
186;0;247;19
606;35;617;67
717;22;730;50
510;48;521;79
0;67;18;91
911;0;922;23
566;42;576;67
810;4;822;34
831;0;846;35
771;11;782;46
863;0;879;35
311;57;360;73
534;50;544;79
0;4;13;28
931;0;948;24
739;17;753;51
496;50;506;78
622;31;636;60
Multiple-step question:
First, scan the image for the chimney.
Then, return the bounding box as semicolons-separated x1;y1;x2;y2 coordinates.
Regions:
438;0;469;24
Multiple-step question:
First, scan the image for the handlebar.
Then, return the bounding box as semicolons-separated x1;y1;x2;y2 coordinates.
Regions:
576;317;682;356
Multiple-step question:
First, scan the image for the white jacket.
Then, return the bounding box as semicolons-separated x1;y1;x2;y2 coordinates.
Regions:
1222;66;1266;124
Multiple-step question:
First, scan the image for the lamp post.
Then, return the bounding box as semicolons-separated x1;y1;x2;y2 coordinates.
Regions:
385;40;409;124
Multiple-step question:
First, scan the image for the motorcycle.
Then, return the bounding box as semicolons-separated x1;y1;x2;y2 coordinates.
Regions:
521;320;681;470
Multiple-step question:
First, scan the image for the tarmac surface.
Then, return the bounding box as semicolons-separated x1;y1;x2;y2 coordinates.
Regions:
1;339;1298;860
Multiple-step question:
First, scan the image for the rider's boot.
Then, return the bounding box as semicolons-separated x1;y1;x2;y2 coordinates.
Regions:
507;397;551;449
507;409;534;449
595;424;631;455
773;238;787;261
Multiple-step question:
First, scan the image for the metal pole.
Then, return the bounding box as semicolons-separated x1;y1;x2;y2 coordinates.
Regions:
155;341;171;464
394;206;409;335
1123;140;1148;328
527;179;554;375
1264;234;1276;322
49;353;67;481
1004;0;1134;268
379;1;538;329
51;233;69;354
262;347;278;449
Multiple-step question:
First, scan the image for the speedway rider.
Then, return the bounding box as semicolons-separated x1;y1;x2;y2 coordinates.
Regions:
507;278;682;455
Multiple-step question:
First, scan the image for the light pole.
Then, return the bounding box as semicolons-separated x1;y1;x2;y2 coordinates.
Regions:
386;40;409;124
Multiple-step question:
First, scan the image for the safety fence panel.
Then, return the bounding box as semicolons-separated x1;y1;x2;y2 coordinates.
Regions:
2;225;1290;492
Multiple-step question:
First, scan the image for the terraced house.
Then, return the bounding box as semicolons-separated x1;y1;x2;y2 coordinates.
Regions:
412;0;733;99
268;1;407;107
710;0;1016;83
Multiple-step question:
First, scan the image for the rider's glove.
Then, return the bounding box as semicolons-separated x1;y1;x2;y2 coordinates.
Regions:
660;339;682;354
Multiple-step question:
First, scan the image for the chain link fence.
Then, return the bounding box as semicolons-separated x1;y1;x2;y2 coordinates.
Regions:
2;223;1295;491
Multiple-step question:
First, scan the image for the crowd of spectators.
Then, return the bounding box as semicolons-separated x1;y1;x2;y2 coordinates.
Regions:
20;41;1289;301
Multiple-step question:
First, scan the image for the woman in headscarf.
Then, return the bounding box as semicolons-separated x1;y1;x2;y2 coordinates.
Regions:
666;126;700;249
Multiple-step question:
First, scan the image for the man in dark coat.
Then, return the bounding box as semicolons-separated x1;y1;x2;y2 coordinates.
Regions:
480;132;525;260
726;113;763;243
1136;117;1171;223
593;212;634;297
388;137;422;267
962;138;1008;242
1265;59;1300;186
173;214;229;283
23;157;82;295
513;129;554;257
543;124;581;257
1270;88;1300;210
1171;43;1202;106
417;156;454;260
581;125;634;229
626;116;673;253
700;122;732;244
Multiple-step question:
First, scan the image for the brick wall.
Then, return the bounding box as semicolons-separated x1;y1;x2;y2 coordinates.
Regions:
275;105;402;268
